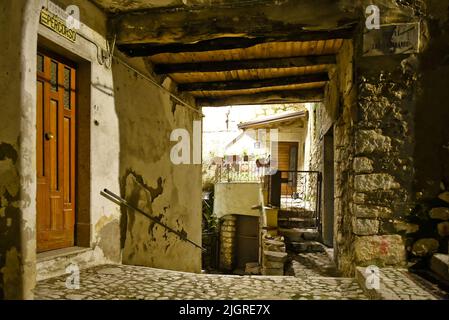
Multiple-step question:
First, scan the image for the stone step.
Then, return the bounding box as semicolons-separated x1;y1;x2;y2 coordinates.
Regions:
278;210;316;219
263;250;288;263
245;262;261;275
279;228;320;242
286;241;326;253
430;253;449;282
278;217;317;228
263;239;286;252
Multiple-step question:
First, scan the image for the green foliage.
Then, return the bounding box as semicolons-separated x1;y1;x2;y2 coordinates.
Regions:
202;181;218;233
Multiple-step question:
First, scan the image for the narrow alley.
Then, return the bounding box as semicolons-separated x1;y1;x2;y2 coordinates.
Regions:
1;0;449;306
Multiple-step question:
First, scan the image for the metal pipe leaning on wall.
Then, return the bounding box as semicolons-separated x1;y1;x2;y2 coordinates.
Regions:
101;189;206;252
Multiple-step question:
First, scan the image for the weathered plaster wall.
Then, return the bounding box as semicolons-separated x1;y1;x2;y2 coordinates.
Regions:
214;183;261;219
0;0;42;300
114;58;202;273
51;0;203;274
40;0;202;275
1;0;203;298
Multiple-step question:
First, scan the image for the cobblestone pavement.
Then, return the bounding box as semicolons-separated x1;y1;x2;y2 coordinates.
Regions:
34;251;447;300
373;268;449;300
35;264;367;300
286;251;447;300
286;251;339;278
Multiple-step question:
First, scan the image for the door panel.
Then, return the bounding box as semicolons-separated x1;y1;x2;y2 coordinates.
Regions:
37;52;76;252
235;216;259;269
277;142;299;195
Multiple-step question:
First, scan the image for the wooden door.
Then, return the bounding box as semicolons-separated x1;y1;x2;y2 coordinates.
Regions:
235;216;259;269
277;142;298;195
36;52;76;252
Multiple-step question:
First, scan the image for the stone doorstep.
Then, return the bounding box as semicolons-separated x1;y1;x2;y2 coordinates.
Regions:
36;246;96;281
37;246;91;262
430;254;449;281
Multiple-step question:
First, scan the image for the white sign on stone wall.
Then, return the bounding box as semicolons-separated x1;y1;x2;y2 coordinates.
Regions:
363;23;420;56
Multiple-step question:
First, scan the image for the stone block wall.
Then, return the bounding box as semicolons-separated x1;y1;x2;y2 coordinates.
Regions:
313;2;449;275
306;1;449;274
307;40;359;275
308;34;420;274
351;70;416;268
219;215;236;271
261;233;287;276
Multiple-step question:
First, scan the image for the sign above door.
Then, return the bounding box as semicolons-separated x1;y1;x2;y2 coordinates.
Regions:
40;9;77;43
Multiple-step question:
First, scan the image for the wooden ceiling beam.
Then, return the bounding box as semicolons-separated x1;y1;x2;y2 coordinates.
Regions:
196;89;324;107
179;73;328;92
153;54;336;74
112;0;358;56
112;0;358;50
117;30;353;56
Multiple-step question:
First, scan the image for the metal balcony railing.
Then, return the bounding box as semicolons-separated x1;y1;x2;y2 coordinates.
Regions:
265;170;322;229
215;160;268;183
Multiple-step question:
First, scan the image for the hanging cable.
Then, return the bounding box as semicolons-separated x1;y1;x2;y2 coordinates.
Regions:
76;32;203;116
112;55;203;116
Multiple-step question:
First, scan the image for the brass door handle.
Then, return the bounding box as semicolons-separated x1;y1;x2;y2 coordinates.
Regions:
45;132;54;140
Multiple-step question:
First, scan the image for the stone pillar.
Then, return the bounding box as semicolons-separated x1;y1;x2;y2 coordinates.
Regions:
219;215;236;271
348;4;429;271
261;233;287;276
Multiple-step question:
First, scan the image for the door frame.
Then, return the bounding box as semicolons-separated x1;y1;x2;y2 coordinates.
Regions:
322;128;335;247
36;40;92;251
